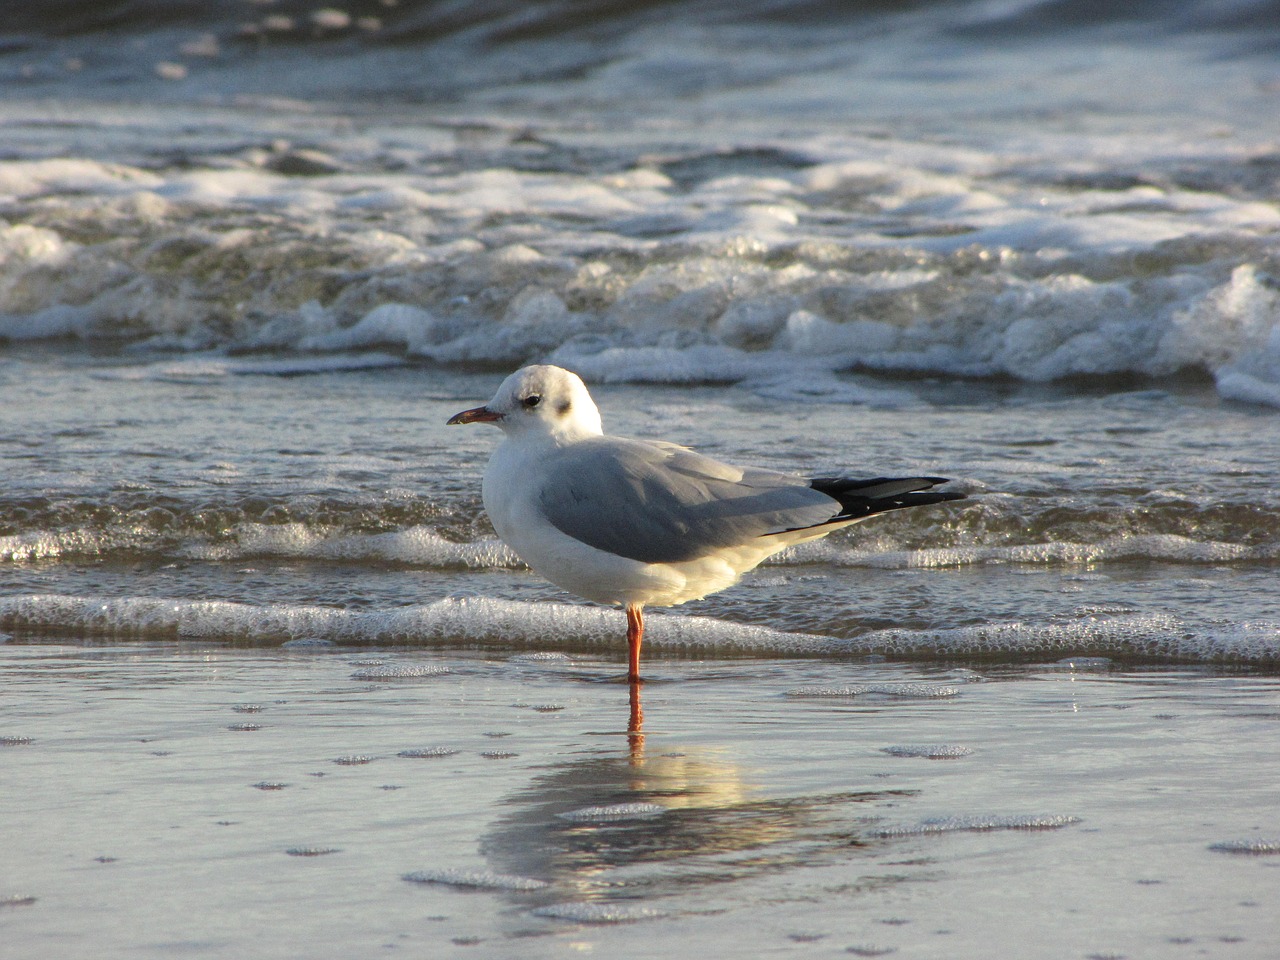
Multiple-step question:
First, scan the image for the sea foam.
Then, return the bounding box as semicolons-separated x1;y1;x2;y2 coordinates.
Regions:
2;594;1274;665
2;128;1280;409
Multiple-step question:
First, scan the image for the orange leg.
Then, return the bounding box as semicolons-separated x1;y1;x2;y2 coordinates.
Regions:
625;604;644;684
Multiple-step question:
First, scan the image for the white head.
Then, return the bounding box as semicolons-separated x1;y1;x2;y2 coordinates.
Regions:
447;364;603;442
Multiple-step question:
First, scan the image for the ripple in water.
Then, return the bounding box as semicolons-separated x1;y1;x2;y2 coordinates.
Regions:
280;638;334;650
1050;657;1115;670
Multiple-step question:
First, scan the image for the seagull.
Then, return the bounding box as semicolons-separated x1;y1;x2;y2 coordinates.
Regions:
448;365;964;684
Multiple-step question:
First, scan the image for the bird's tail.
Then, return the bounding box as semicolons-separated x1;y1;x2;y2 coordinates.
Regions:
807;475;966;525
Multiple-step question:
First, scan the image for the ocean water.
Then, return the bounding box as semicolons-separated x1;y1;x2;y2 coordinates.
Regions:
3;2;1280;957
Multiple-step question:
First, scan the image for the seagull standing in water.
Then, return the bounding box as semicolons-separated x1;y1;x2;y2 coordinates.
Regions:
448;365;964;684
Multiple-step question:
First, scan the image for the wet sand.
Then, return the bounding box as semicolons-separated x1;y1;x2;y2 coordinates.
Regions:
4;642;1278;959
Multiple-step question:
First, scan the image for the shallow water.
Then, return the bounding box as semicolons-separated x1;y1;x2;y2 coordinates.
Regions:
4;644;1279;959
3;358;1277;666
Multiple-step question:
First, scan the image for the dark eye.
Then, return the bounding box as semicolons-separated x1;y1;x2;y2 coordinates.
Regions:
522;395;541;408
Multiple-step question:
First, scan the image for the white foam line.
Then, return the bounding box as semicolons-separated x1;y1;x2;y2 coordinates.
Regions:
183;527;523;567
798;534;1275;568
857;615;1280;664
8;527;1274;570
0;594;839;653
2;595;1276;663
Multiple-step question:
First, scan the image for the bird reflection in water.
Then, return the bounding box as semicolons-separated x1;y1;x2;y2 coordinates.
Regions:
628;680;644;758
479;686;907;914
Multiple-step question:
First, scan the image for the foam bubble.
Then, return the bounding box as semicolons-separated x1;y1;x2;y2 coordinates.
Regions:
880;745;973;759
508;652;573;663
349;664;451;680
557;803;667;823
877;815;1081;837
787;684;960;699
403;868;548;891
1209;839;1280;855
397;747;459;759
531;902;666;924
1;529;130;563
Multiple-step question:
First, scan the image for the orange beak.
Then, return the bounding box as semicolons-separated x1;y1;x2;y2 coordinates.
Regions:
446;405;502;425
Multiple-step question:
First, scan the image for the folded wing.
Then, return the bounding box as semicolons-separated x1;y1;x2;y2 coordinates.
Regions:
537;438;833;563
538;437;963;565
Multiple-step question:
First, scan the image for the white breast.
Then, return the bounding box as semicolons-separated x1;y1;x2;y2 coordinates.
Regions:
482;437;705;607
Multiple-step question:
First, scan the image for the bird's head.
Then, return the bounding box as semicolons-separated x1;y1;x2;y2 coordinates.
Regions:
447;364;603;441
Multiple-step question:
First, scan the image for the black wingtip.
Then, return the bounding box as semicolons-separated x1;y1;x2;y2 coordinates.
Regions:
809;475;966;522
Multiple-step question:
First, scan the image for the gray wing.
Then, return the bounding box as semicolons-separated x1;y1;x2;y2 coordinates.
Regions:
537;437;839;564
